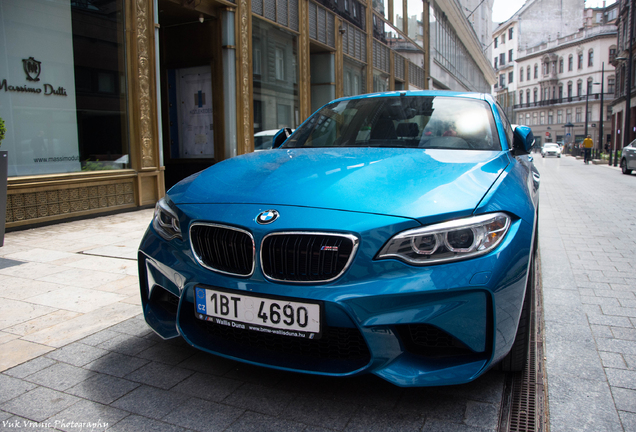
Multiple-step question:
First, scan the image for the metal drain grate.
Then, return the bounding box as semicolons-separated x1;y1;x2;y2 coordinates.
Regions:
500;253;548;432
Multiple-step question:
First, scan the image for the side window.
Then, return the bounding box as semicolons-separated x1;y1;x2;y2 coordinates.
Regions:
495;103;514;150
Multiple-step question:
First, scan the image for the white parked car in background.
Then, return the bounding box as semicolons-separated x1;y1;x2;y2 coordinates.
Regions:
541;143;561;158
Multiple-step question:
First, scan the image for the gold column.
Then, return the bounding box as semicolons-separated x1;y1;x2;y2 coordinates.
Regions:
335;17;344;99
423;1;430;89
132;0;158;170
366;1;374;93
299;0;311;121
235;0;253;155
131;0;163;205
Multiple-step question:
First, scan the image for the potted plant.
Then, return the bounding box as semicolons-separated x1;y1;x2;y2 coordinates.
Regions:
0;117;7;247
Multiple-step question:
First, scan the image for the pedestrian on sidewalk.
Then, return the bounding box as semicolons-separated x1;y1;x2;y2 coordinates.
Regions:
583;135;593;164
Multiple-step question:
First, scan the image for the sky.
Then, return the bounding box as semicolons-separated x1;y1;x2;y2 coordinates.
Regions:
492;0;617;23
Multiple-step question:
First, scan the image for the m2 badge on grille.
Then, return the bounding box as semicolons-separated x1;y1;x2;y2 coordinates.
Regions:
195;287;321;339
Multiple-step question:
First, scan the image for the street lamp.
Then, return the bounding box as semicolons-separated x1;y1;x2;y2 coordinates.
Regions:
584;81;600;137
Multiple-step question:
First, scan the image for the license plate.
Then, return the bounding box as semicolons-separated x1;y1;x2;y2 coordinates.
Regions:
194;287;321;339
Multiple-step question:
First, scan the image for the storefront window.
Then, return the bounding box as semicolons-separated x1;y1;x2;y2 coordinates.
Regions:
0;0;129;177
252;18;300;134
343;58;366;97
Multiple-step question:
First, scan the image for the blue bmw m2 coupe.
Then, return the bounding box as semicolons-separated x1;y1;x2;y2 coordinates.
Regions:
138;91;539;387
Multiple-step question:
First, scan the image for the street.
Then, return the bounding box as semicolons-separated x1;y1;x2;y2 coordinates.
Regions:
0;154;634;431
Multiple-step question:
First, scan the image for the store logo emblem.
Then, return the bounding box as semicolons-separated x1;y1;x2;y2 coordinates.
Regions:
22;57;41;82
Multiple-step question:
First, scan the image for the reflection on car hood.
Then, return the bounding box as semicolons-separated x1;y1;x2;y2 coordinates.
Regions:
168;148;510;221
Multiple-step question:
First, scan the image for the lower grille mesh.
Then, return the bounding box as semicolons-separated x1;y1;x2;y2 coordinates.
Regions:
396;324;476;357
189;309;371;373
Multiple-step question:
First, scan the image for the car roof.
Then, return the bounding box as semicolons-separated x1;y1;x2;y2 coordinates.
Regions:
254;130;280;137
329;90;491;104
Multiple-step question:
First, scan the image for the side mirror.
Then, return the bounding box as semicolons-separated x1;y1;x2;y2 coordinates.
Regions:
513;125;535;155
272;127;293;148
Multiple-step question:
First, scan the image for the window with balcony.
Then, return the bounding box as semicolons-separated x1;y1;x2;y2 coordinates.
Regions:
559;85;563;100
577;81;582;96
533;88;537;102
519;91;523;104
567;82;572;98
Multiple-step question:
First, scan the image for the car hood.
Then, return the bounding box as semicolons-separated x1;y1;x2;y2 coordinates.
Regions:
169;148;510;222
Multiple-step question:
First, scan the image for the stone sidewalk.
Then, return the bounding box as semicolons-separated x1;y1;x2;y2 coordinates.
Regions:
536;155;636;432
0;209;505;431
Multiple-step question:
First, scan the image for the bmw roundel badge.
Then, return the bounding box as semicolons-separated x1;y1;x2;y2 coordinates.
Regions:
256;210;279;225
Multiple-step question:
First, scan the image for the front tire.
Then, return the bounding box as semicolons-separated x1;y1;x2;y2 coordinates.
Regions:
499;254;535;372
621;159;633;175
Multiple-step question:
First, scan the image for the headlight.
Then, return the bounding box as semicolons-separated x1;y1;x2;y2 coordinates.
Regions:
152;197;182;240
377;213;510;265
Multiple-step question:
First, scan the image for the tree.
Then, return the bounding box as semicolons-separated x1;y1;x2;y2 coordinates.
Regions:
0;117;5;146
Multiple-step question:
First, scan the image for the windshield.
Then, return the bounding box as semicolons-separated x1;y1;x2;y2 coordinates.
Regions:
282;96;501;151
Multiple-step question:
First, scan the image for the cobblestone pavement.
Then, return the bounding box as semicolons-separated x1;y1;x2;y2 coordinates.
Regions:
536;155;636;432
0;209;505;431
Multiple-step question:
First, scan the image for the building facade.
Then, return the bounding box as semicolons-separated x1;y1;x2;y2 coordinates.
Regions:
609;0;636;155
492;19;519;120
0;0;493;230
427;0;494;91
514;22;617;149
460;0;494;60
491;0;586;121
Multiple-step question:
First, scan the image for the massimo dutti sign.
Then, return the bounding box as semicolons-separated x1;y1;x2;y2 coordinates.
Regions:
0;57;68;97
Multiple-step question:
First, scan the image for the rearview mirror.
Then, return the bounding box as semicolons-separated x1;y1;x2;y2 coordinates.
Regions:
513;125;535;155
272;127;293;149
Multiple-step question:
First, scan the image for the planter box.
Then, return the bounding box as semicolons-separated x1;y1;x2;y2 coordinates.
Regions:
0;151;6;247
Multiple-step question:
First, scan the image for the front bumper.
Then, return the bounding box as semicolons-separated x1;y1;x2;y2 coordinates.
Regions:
138;204;532;387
